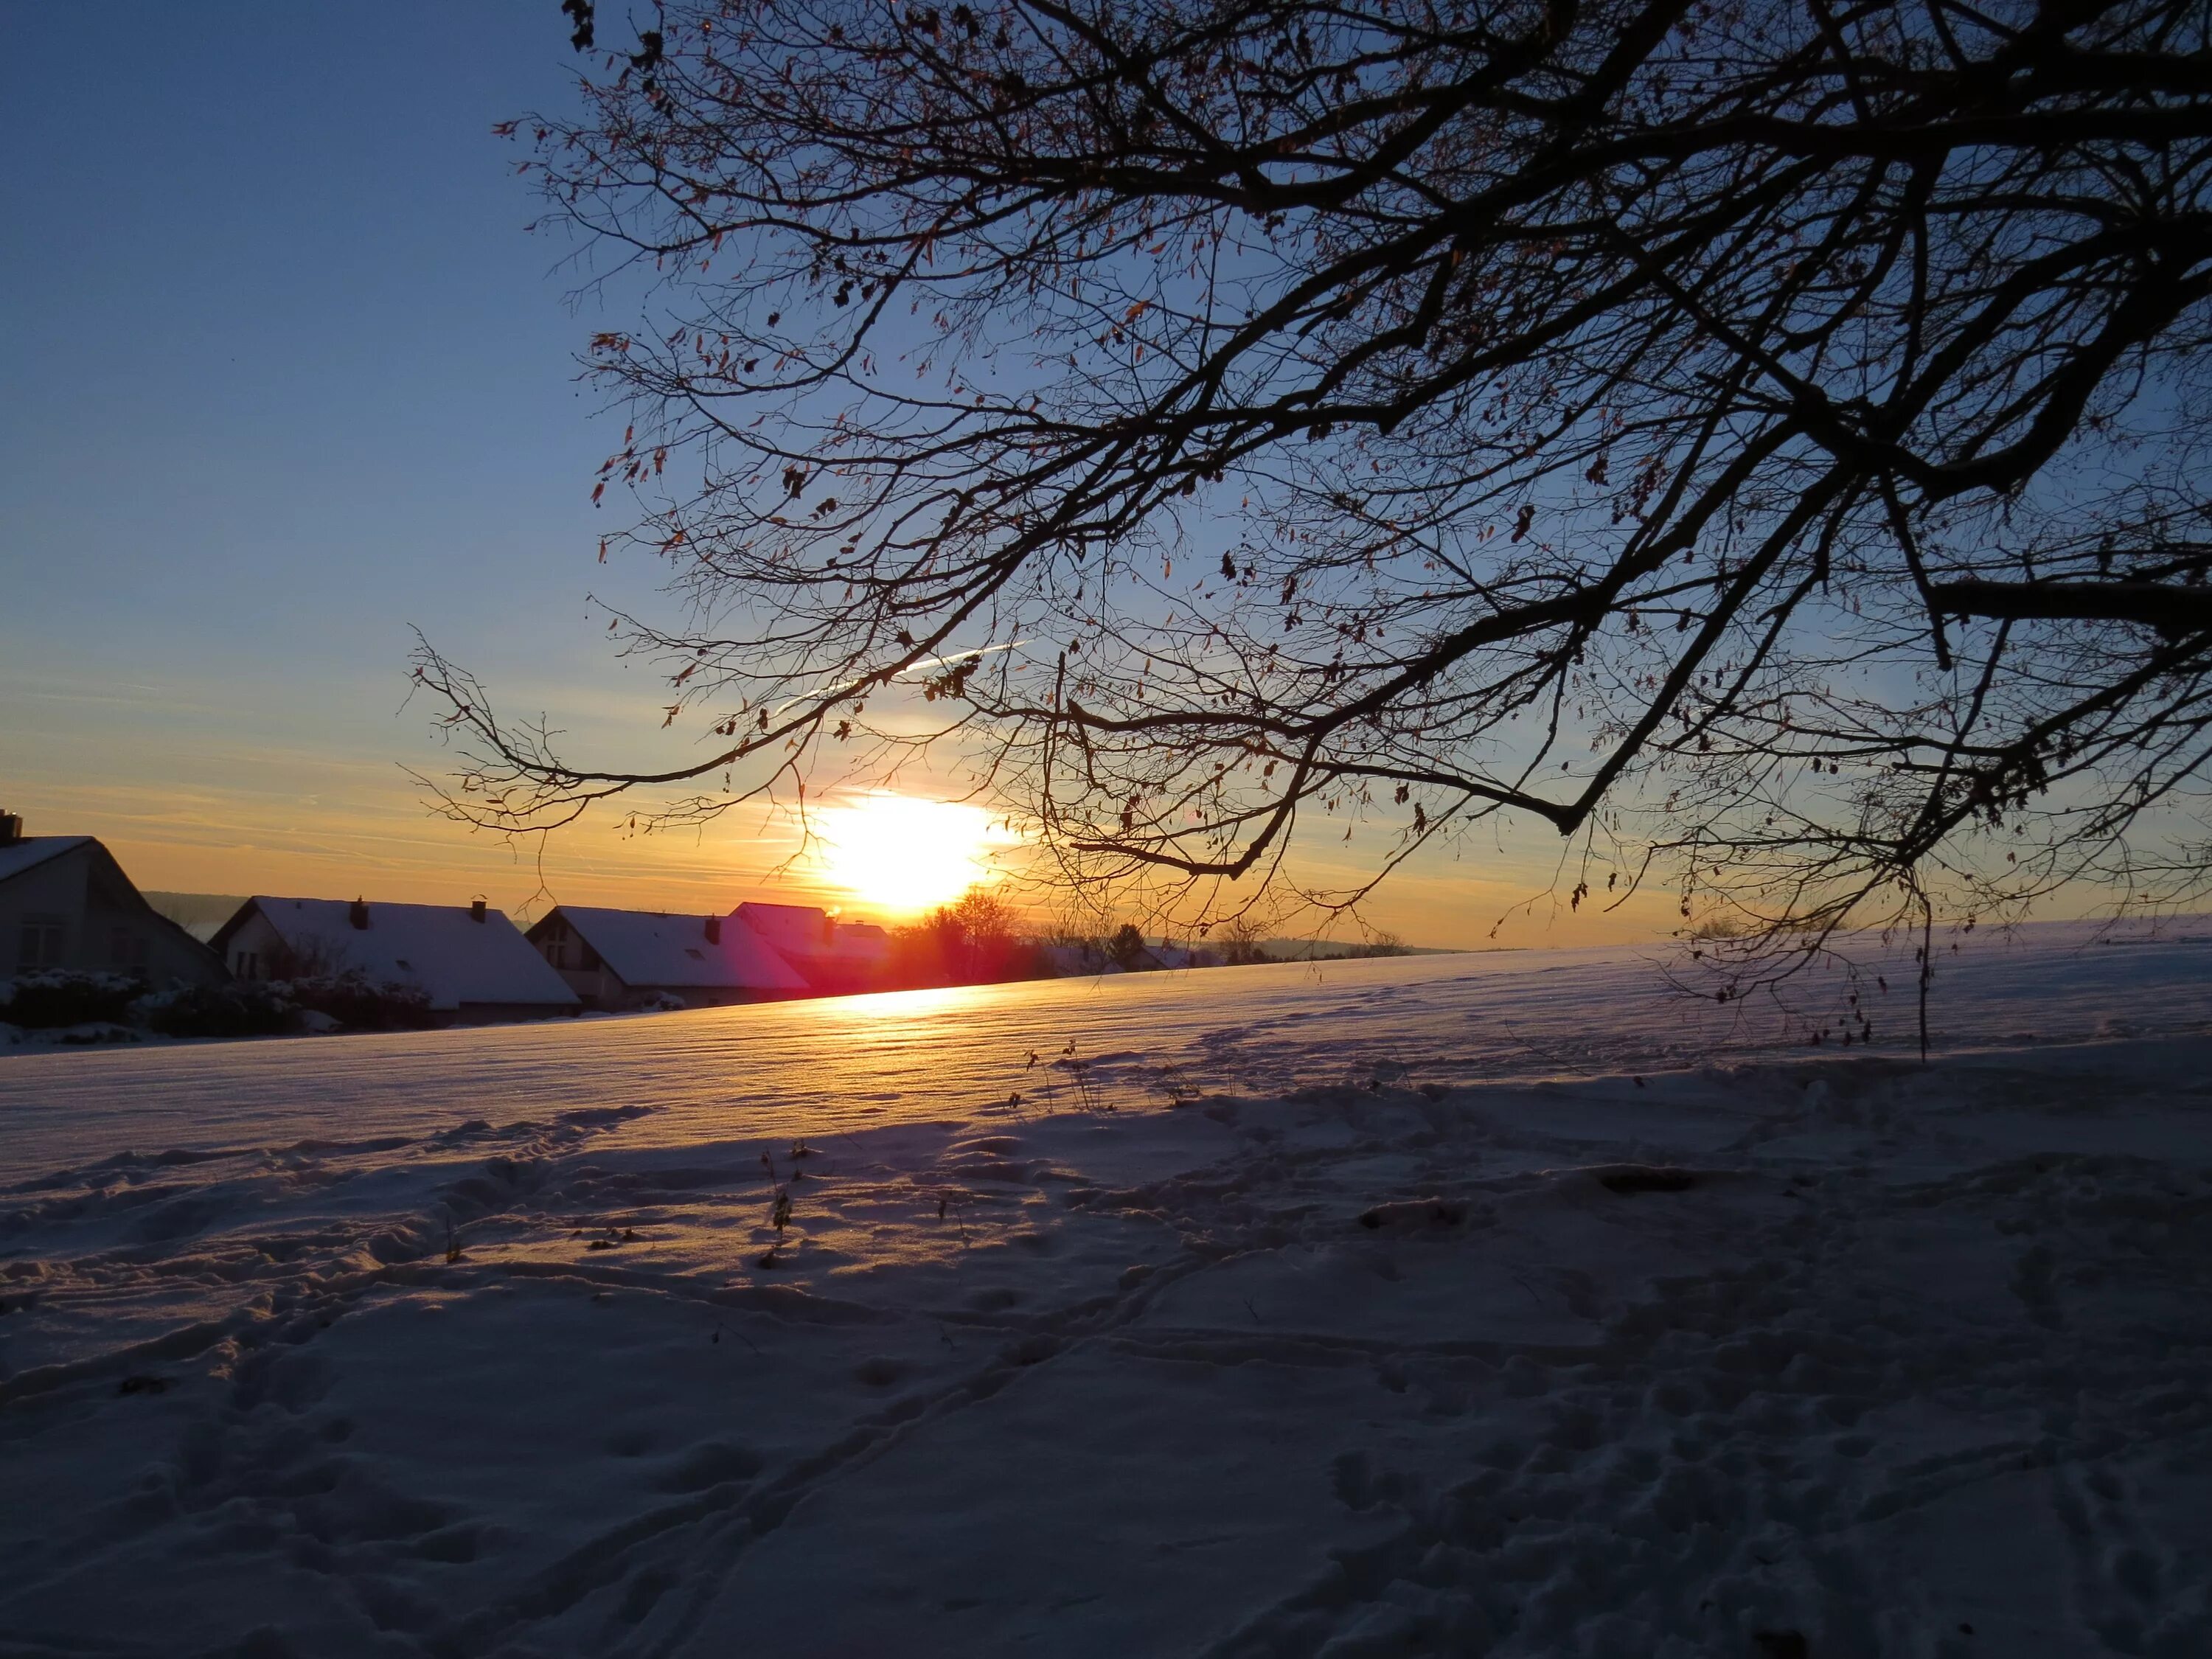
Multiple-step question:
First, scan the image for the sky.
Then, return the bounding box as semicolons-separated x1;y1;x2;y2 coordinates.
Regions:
0;3;1667;947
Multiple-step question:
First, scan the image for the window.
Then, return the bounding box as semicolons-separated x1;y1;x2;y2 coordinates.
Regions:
17;914;63;970
233;950;261;980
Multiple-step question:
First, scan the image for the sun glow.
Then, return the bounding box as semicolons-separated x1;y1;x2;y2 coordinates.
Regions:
814;793;1008;914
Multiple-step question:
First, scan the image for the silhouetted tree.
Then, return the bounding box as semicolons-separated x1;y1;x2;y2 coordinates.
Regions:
417;0;2212;967
1107;922;1150;971
890;885;1043;981
1211;911;1270;966
949;886;1020;972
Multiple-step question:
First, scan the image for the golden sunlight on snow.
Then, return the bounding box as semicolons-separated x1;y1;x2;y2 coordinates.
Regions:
813;793;1011;914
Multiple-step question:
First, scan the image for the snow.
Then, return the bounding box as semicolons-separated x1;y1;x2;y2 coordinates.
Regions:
1;921;2208;1655
220;898;580;1013
549;905;810;993
0;834;92;886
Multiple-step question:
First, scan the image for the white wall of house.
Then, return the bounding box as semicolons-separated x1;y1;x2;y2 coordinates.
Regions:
220;909;291;982
530;914;619;1004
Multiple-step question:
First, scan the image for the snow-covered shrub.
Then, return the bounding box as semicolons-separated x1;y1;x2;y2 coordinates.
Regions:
281;975;436;1032
0;970;143;1029
631;990;690;1012
138;974;436;1037
56;1023;141;1047
137;981;296;1038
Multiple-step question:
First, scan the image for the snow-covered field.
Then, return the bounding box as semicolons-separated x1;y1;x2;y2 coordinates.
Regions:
3;925;2209;1657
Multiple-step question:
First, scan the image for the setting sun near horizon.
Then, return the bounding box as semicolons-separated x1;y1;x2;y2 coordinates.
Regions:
813;793;1009;916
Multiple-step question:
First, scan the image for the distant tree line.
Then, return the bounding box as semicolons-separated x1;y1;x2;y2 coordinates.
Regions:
876;888;1411;985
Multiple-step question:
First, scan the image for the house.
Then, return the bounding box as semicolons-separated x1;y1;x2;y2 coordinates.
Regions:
1150;941;1213;970
1037;935;1193;976
525;906;809;1010
211;897;580;1025
0;813;227;987
734;901;839;962
832;921;891;974
734;902;893;995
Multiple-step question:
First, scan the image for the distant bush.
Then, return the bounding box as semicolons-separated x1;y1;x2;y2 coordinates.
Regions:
57;1023;141;1047
282;975;437;1032
1684;914;1750;942
137;981;296;1039
136;975;434;1039
1210;915;1270;967
0;970;143;1029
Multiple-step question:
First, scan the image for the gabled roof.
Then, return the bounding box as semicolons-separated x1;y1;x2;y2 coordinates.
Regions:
0;835;94;886
546;906;808;992
213;898;579;1011
833;921;891;961
0;836;223;973
734;901;836;957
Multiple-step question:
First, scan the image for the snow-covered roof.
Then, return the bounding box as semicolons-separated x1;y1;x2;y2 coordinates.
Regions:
0;836;93;886
549;906;810;992
730;904;897;968
218;898;580;1012
832;922;891;962
734;902;837;959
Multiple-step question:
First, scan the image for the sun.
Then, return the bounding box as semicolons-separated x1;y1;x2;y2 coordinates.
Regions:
814;793;1008;914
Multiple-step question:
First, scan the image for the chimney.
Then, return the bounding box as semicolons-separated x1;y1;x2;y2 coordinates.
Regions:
349;898;369;931
470;897;487;924
0;811;20;847
703;916;721;943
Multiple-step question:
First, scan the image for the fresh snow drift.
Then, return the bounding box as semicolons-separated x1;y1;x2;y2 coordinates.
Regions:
1;922;2208;1657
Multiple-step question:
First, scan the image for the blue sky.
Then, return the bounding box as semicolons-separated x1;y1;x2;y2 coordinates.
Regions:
0;5;766;907
0;4;1652;945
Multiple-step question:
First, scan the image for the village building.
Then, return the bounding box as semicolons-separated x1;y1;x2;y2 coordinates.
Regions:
734;902;893;995
526;906;809;1010
826;919;891;975
0;813;227;987
211;897;580;1025
1037;935;1201;975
